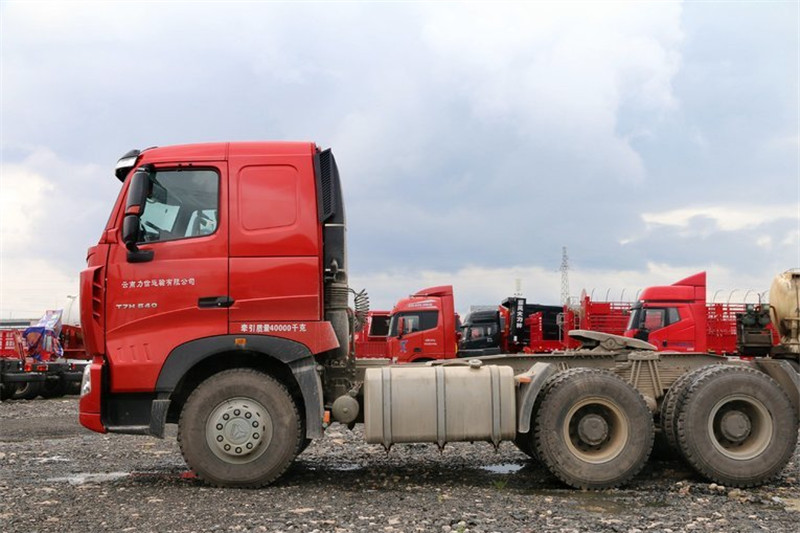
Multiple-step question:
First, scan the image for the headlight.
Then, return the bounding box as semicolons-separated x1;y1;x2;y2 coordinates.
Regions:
80;364;92;397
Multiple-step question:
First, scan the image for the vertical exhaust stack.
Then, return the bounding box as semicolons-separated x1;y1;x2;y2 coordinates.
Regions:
770;270;800;354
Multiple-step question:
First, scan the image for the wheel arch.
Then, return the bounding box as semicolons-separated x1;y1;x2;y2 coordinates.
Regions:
156;335;324;440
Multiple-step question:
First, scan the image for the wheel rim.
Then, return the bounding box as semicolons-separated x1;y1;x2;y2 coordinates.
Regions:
708;394;772;460
563;397;629;464
206;397;274;464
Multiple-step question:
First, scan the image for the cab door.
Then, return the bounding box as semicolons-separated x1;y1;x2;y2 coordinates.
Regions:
105;165;229;392
388;310;441;362
639;307;695;351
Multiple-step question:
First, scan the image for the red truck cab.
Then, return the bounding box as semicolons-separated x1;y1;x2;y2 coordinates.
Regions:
79;142;347;443
385;286;459;363
624;272;708;351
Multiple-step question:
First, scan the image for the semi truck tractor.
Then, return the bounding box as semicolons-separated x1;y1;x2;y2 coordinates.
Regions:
79;142;800;490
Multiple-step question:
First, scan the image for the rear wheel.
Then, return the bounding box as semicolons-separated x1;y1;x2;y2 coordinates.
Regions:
676;365;797;487
178;369;302;488
659;366;713;454
13;381;41;400
0;382;17;401
533;368;654;489
40;379;67;398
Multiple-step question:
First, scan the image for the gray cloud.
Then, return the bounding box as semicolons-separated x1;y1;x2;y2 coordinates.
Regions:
1;2;797;315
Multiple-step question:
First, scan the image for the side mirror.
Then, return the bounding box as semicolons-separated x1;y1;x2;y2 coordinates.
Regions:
122;166;154;263
396;317;405;338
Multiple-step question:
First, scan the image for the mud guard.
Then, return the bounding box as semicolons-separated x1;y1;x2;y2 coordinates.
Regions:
516;362;559;433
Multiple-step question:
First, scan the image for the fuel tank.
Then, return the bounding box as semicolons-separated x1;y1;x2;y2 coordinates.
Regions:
363;362;516;448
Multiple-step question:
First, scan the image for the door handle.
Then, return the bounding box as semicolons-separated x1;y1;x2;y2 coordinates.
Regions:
198;296;235;308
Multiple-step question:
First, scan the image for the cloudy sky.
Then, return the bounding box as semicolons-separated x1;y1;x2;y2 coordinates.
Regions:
1;1;798;321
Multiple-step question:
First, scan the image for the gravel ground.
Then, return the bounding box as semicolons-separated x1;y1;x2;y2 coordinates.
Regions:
1;396;799;533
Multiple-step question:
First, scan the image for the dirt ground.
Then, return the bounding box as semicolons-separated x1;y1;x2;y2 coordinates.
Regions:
1;396;799;533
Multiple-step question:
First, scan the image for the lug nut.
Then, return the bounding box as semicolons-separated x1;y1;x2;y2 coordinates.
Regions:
253;433;259;439
252;421;259;428
224;444;231;451
216;423;223;430
245;412;252;419
223;414;229;420
246;443;253;450
216;435;223;442
235;447;242;454
234;409;240;416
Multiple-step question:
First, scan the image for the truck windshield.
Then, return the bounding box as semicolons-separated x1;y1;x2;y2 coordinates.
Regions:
626;304;642;331
388;311;438;336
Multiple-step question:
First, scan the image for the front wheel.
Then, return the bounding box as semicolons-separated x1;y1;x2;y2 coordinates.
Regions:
178;369;302;488
533;368;654;489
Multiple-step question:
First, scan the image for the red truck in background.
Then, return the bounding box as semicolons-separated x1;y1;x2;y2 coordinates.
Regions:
459;294;632;356
624;272;779;355
0;313;88;400
358;288;631;361
385;286;460;363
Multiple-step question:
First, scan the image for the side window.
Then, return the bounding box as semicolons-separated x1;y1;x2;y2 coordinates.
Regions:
369;316;390;337
643;309;666;331
138;169;219;243
666;307;681;325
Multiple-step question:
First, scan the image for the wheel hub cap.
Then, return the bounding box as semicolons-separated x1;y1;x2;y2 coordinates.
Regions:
577;414;609;446
719;410;752;443
207;399;272;460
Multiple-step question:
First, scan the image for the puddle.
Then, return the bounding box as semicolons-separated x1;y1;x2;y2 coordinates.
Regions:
48;472;130;485
481;463;524;474
521;489;628;515
330;464;361;471
37;455;71;464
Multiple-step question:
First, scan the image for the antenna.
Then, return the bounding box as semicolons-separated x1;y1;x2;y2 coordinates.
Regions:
560;246;570;305
514;278;522;297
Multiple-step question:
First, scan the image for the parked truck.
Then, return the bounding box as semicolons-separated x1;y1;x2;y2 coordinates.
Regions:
353;310;390;359
624;272;780;355
459;293;631;356
79;142;800;490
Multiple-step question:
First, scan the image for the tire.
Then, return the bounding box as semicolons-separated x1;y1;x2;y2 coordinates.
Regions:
659;366;714;454
676;365;798;487
178;369;302;488
13;381;42;400
0;382;17;401
66;381;81;395
297;438;313;456
533;368;654;489
513;432;537;460
40;379;68;398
